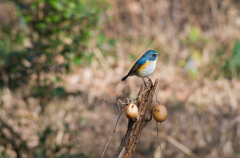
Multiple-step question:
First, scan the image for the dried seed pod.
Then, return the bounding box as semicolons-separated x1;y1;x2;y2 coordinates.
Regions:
125;103;138;119
152;104;167;122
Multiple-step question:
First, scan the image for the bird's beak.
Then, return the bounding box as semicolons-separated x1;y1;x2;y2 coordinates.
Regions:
157;54;161;56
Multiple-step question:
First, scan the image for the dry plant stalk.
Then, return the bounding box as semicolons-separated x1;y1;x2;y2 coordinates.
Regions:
115;79;159;158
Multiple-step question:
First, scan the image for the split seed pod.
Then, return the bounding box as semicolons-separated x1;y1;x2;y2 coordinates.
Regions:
125;103;138;119
152;104;167;122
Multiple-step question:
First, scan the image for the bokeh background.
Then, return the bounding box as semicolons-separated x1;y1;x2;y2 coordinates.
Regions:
0;0;240;157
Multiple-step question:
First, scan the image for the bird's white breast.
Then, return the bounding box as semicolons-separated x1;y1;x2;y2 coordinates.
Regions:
137;60;157;77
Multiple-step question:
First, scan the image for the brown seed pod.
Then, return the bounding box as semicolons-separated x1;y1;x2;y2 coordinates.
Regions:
152;104;167;122
125;103;138;119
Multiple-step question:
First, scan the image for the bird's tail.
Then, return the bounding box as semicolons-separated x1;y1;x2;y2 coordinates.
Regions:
122;74;129;81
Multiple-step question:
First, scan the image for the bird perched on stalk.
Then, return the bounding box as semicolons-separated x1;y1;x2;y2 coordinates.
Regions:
122;50;160;83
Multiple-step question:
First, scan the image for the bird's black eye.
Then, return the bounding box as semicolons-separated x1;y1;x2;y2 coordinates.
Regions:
152;54;156;57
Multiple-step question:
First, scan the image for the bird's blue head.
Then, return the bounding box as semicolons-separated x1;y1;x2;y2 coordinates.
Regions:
142;50;160;61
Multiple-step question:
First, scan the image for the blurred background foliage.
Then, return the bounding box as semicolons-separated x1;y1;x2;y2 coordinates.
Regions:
0;0;240;158
0;0;106;157
0;0;106;112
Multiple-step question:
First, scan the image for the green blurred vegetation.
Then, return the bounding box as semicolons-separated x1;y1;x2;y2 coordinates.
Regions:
0;0;106;105
206;40;240;79
180;25;240;79
0;0;106;157
180;26;209;78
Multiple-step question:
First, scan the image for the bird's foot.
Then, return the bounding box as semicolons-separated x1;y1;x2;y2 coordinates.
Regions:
147;77;153;84
142;78;147;87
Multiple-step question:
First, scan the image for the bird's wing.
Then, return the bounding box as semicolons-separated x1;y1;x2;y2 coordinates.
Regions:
128;58;147;75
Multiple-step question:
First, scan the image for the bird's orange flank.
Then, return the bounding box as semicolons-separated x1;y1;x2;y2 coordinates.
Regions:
137;60;149;74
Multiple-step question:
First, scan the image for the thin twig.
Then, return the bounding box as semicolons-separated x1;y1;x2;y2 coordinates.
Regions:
150;122;164;158
135;88;151;101
101;134;114;158
120;88;151;105
102;100;125;158
148;129;199;158
154;88;160;104
102;109;124;158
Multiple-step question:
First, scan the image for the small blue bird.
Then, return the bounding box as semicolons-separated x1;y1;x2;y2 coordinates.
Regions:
122;50;160;83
